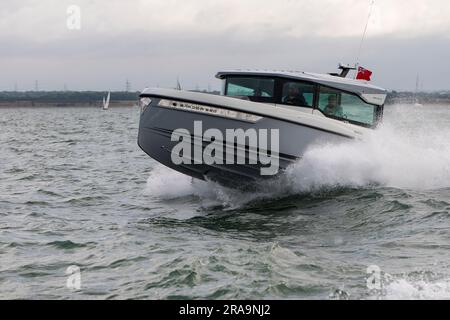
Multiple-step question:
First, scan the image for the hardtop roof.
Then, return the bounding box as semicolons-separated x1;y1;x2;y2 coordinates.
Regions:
216;69;387;96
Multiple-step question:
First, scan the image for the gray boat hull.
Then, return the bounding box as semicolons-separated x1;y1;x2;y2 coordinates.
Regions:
138;94;352;188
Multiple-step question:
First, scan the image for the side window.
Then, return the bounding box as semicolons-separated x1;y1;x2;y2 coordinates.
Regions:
318;86;377;126
318;87;342;117
281;81;315;107
226;77;275;98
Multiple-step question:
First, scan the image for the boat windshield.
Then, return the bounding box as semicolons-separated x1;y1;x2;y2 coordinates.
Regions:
318;86;379;127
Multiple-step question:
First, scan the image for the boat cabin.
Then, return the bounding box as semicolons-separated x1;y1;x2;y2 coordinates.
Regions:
216;70;387;128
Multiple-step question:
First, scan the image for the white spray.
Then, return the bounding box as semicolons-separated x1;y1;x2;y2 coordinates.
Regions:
145;104;450;206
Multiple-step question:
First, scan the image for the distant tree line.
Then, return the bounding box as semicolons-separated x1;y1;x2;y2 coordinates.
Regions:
385;91;450;105
0;91;140;103
0;90;449;105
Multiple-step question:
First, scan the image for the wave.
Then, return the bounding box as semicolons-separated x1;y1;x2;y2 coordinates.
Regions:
369;276;450;300
145;104;450;206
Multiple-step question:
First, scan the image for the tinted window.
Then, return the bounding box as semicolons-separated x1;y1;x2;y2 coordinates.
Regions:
318;86;377;126
226;77;275;98
281;81;315;107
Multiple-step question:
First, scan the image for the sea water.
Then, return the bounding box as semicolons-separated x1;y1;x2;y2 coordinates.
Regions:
1;104;449;299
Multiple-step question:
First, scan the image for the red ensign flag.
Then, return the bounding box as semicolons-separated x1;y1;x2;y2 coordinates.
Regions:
356;66;373;81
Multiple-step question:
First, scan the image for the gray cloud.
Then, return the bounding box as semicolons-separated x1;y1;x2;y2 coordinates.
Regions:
1;0;450;91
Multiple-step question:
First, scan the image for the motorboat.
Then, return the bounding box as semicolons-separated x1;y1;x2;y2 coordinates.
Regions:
138;65;387;187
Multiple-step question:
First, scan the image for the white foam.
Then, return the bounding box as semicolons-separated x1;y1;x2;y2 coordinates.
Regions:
285;104;450;191
144;164;197;199
375;277;450;300
145;104;450;204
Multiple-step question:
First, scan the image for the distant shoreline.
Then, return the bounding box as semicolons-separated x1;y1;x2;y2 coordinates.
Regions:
1;90;449;107
0;90;218;108
0;100;137;108
0;91;140;108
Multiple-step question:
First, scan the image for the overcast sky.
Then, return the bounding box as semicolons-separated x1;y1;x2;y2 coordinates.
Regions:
1;0;450;91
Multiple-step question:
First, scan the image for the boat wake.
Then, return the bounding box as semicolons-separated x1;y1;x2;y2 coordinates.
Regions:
145;104;450;207
369;275;450;300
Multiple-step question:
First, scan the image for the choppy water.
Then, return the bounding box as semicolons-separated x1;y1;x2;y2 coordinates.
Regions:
1;104;450;300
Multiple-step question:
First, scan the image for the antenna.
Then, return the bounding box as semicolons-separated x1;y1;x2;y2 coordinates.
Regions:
34;80;39;91
125;79;131;92
356;0;375;66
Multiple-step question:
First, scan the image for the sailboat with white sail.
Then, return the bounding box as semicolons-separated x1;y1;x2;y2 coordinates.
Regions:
102;91;111;110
